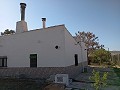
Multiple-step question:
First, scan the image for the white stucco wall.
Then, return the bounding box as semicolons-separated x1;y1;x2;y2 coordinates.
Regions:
0;25;87;67
80;42;87;62
0;25;67;67
64;27;87;66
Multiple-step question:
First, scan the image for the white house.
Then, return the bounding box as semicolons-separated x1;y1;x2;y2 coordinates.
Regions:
0;3;87;67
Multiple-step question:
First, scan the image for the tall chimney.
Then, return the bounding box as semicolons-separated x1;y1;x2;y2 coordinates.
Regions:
20;3;26;21
42;18;46;28
16;3;28;33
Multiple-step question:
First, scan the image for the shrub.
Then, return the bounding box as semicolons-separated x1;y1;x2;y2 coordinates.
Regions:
89;70;108;90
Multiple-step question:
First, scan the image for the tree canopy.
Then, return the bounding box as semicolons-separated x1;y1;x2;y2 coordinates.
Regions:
1;29;15;36
75;31;111;64
89;49;111;64
75;31;100;51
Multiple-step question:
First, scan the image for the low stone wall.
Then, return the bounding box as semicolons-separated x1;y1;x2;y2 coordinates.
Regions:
0;61;87;79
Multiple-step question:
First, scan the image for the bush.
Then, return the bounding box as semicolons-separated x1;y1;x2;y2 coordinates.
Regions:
89;70;108;90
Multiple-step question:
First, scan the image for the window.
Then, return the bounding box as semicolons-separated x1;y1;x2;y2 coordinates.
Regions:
0;56;7;67
30;54;37;67
74;54;78;66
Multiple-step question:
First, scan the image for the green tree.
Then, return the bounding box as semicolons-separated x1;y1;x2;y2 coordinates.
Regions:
1;29;15;36
89;49;111;64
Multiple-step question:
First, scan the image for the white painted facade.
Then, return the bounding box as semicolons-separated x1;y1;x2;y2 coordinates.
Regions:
0;24;87;67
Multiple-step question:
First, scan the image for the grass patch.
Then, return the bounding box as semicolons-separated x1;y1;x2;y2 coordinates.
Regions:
107;68;120;86
113;68;120;78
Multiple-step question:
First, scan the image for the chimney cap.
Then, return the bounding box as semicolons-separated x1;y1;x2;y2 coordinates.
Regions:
20;3;26;7
42;18;46;21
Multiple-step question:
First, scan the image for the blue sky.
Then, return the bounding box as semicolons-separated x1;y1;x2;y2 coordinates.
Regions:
0;0;120;51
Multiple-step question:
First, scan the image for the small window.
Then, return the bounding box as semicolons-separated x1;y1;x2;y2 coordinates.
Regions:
55;45;60;49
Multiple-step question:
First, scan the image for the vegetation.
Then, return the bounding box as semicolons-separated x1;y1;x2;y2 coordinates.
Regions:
75;31;111;65
113;68;120;78
1;29;15;35
75;31;100;51
89;70;108;90
89;49;111;65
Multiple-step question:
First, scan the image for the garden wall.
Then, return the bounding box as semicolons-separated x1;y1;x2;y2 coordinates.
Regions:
0;61;87;79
